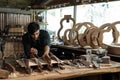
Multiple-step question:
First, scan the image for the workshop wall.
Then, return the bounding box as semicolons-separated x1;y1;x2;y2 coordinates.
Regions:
0;12;31;31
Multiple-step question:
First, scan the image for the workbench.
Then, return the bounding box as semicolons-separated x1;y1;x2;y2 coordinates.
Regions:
51;44;120;62
0;44;120;80
5;60;120;80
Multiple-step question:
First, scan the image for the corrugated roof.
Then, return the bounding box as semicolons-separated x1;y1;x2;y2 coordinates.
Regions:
0;0;118;9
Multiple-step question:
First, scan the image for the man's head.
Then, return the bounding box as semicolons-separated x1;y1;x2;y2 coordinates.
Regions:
27;22;40;40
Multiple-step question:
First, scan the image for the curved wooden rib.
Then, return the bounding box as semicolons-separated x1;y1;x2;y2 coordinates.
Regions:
109;21;120;43
74;22;95;47
62;23;81;46
62;29;72;45
106;21;120;56
78;22;94;29
67;23;81;46
98;23;112;48
85;27;97;45
91;23;111;49
98;21;120;48
87;27;99;49
77;34;87;47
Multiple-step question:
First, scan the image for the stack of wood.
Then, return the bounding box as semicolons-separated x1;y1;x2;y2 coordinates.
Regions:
58;16;120;50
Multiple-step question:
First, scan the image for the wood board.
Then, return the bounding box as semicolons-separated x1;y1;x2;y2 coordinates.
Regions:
2;60;120;80
16;58;64;67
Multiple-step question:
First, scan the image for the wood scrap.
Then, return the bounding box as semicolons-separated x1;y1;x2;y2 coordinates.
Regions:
78;59;93;68
0;69;9;79
1;60;16;73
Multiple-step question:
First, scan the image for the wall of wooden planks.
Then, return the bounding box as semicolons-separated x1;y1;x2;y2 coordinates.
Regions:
0;12;31;31
0;11;32;59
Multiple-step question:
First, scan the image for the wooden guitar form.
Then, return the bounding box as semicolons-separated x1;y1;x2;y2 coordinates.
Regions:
106;21;120;55
57;15;75;41
98;21;120;48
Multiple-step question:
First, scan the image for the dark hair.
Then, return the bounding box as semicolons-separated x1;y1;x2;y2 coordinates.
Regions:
27;22;39;34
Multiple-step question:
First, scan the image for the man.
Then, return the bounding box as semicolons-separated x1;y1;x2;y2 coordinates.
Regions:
22;22;51;74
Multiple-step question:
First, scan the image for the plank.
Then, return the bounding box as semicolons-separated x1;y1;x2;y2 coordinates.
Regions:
16;58;64;67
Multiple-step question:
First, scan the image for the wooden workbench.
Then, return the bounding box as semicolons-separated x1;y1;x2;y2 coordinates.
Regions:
0;45;120;80
5;60;120;80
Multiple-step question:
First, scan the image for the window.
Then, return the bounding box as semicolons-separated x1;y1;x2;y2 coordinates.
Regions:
76;1;120;44
45;1;120;44
76;1;120;26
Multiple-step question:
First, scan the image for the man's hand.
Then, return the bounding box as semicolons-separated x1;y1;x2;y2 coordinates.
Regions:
30;47;38;55
42;52;50;60
41;45;50;60
42;53;51;65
